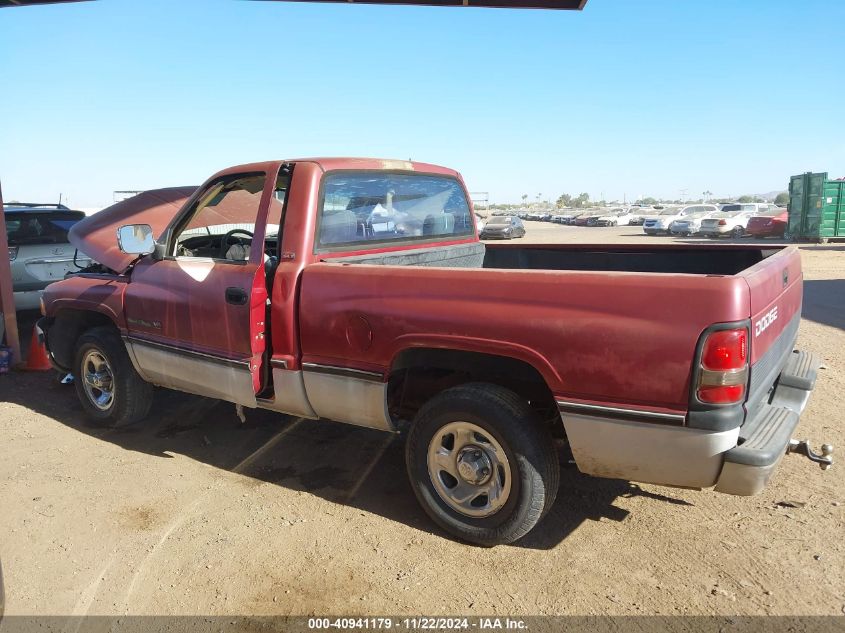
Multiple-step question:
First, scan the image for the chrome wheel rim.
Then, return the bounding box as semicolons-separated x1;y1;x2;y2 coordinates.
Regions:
427;421;512;518
82;350;114;411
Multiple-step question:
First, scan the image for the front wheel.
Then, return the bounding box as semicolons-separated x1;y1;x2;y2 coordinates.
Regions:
405;383;559;546
74;326;153;426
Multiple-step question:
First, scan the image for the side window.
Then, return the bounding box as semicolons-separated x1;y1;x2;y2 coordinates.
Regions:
171;173;266;261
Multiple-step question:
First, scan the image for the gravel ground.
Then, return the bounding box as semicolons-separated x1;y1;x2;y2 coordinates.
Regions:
0;224;843;617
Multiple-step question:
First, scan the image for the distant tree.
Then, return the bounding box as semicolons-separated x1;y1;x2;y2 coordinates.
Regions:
640;197;658;205
572;192;591;208
556;193;572;208
738;195;754;203
521;194;528;205
774;192;789;205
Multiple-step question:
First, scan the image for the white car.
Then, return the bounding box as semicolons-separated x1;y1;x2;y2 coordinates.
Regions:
667;204;721;236
699;204;762;237
595;207;637;226
644;204;718;236
5;203;92;311
642;207;681;235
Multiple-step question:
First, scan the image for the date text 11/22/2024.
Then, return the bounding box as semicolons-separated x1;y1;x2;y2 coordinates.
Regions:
307;617;527;630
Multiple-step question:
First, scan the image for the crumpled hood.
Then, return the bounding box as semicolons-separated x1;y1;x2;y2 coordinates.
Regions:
68;186;197;273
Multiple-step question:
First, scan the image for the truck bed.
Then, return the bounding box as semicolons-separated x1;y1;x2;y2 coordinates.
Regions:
329;241;781;276
300;242;802;415
482;243;779;276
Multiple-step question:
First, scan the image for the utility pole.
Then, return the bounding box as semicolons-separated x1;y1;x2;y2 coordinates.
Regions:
679;188;688;203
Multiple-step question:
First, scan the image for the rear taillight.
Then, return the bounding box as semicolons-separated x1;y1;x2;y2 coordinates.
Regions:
718;219;727;226
697;328;748;404
8;246;17;261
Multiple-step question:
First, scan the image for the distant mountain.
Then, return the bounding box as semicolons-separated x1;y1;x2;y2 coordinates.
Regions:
755;190;788;201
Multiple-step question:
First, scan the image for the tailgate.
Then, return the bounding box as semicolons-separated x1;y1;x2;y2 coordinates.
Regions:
740;246;804;413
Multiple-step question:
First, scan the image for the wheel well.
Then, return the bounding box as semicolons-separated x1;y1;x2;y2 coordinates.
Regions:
48;309;117;369
387;348;561;433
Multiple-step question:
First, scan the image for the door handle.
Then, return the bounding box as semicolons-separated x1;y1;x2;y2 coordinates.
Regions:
225;287;248;305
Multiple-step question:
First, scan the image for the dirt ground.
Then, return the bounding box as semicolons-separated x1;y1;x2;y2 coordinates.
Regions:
0;225;843;617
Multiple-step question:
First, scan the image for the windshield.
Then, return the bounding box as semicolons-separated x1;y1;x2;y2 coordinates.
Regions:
488;217;513;225
759;209;785;217
721;204;742;212
659;208;680;216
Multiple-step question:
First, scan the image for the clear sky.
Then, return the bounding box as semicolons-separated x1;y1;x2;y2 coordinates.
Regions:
2;0;843;208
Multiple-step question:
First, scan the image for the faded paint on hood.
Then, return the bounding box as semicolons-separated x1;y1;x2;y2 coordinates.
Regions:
68;186;197;273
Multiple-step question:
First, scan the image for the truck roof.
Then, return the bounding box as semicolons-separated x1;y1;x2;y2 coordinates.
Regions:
211;157;461;180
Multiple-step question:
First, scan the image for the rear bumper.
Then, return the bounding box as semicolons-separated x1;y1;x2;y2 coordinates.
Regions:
747;227;784;238
559;350;823;495
715;349;822;495
12;289;44;312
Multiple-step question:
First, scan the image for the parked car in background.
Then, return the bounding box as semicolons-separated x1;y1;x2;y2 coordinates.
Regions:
556;210;583;225
480;215;526;239
700;204;763;238
645;204;717;236
4;202;91;310
627;206;654;225
595;207;637;227
746;207;789;238
475;214;486;233
642;207;682;235
574;209;604;226
667;204;721;236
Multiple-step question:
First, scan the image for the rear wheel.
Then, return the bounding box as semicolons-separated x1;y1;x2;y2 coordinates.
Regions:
74;326;153;427
405;383;559;546
731;226;745;238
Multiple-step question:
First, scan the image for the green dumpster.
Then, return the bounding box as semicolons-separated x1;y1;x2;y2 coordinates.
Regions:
788;172;845;242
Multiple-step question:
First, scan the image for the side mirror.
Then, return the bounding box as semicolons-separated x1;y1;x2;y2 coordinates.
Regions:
117;224;155;255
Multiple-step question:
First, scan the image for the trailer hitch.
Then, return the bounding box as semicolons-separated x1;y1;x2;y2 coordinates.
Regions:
787;439;834;470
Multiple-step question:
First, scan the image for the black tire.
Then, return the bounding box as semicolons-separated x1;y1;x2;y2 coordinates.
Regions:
405;383;559;546
74;326;153;427
731;226;744;238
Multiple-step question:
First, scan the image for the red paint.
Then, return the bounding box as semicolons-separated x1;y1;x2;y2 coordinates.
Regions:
746;212;788;238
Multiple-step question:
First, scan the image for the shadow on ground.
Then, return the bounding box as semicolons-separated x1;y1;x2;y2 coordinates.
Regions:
802;279;845;332
0;366;693;550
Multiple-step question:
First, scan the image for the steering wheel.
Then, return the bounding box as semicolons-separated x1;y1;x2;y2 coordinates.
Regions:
218;229;254;259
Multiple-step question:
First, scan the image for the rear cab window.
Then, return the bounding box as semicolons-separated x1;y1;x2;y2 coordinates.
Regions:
316;171;474;252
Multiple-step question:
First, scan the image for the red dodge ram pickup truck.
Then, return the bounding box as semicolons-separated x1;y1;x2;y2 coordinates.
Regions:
38;158;833;545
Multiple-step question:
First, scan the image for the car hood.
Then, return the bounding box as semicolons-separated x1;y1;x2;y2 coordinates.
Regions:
677;212;709;221
68;186;197;273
